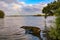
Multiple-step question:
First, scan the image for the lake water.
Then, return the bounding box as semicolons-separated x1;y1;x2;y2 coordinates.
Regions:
0;16;55;40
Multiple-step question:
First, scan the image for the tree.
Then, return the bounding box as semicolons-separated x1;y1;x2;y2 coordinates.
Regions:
42;1;60;40
48;8;60;40
42;1;60;16
0;10;5;18
55;8;60;16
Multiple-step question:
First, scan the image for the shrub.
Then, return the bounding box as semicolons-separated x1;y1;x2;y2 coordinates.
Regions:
0;10;5;18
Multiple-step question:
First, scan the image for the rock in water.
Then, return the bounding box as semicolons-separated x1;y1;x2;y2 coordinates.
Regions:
21;26;41;38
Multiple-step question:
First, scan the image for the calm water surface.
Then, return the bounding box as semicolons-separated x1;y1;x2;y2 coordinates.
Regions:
0;16;55;40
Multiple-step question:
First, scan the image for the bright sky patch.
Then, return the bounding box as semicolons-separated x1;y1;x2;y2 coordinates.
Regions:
18;0;54;4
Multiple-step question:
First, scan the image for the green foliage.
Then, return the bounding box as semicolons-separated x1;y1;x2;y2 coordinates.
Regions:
55;8;60;16
49;8;60;40
42;1;60;40
42;1;60;16
49;27;58;40
0;10;5;18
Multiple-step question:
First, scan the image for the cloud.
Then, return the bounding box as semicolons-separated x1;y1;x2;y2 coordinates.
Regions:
20;3;47;15
0;0;17;3
0;0;47;15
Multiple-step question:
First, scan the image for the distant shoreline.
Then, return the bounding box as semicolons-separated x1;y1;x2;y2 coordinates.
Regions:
6;15;54;17
6;15;43;17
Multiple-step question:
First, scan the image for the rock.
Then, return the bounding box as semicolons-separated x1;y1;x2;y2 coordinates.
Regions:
21;26;41;38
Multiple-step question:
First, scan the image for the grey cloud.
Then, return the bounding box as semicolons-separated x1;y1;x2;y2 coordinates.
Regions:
0;0;47;15
20;3;47;15
0;0;17;3
0;1;18;15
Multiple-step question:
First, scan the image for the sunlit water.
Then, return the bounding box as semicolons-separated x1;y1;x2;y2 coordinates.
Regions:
0;16;55;40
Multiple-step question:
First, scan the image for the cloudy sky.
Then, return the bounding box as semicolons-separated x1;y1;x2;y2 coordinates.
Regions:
0;0;54;15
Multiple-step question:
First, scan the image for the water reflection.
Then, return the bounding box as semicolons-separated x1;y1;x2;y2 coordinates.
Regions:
0;18;4;29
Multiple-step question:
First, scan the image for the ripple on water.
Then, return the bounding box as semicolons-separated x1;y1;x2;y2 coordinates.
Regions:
0;34;40;40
